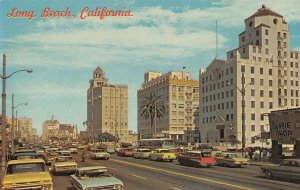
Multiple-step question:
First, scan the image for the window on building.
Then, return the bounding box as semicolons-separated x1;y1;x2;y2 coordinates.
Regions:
260;102;264;108
261;125;264;131
256;30;259;36
253;47;256;53
251;78;255;85
243;48;246;54
260;68;263;74
251;89;255;96
283;33;286;39
251;125;255;132
265;39;269;45
241;65;245;72
258;47;261;53
251;114;255;120
260;79;264;86
265;29;268;35
242;36;245;42
260;114;264;121
269;102;273;109
251;101;255;108
269;91;273;98
260;90;264;97
269;80;272;86
251;137;255;144
269;69;272;75
251;67;255;74
256;40;259;45
266;48;269;55
291;62;294;67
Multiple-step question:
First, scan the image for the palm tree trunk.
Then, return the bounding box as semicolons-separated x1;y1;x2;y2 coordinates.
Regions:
150;116;154;138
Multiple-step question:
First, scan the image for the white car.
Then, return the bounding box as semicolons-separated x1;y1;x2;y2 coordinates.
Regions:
89;148;110;160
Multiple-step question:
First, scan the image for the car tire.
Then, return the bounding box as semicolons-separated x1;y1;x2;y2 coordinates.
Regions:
265;170;272;179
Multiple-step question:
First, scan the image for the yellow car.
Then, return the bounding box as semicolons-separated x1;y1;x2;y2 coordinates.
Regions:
2;158;53;190
149;148;176;162
215;152;249;167
50;156;78;175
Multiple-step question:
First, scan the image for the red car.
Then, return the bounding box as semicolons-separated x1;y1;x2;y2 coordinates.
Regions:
117;148;134;157
177;150;216;168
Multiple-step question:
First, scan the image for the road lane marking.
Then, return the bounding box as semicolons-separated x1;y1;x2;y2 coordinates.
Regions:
170;187;182;190
110;159;255;190
131;174;146;180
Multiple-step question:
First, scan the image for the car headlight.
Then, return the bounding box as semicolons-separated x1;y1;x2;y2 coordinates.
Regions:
114;184;123;189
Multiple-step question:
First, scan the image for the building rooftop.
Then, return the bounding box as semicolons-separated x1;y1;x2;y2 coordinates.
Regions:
246;5;283;20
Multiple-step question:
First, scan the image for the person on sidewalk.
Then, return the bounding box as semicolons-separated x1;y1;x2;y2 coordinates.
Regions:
254;148;260;161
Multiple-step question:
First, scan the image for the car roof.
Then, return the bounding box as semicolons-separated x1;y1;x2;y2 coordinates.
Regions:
186;151;204;154
77;166;107;172
7;158;45;165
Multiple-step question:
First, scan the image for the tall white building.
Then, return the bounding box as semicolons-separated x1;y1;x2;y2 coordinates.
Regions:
199;5;300;147
138;68;199;141
87;67;128;141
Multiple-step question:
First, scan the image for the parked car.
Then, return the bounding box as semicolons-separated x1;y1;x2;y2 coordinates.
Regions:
89;148;110;160
178;150;216;167
133;148;151;159
69;166;124;190
215;152;248;167
50;156;78;175
261;159;300;181
149;148;176;162
2;158;53;190
117;148;134;157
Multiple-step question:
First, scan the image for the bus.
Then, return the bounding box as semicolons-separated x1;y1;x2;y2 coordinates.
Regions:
138;139;176;150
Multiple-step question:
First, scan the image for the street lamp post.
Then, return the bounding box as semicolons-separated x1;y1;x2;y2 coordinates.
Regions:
228;72;252;158
1;54;32;186
11;94;27;153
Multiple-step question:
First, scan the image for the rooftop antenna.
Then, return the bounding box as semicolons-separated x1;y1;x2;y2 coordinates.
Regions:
216;20;218;58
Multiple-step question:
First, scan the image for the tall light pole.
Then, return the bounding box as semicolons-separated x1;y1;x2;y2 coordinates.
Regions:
1;54;32;186
11;94;28;153
228;72;252;157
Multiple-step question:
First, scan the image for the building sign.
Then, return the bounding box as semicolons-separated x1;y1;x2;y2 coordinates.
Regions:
269;109;300;143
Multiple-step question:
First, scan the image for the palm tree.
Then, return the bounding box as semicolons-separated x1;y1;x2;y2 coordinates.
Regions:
139;93;166;138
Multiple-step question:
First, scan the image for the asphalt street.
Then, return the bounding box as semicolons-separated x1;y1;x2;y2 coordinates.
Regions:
51;152;300;190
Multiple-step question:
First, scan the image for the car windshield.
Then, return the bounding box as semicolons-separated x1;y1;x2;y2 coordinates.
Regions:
227;154;238;158
159;150;170;153
140;149;150;152
80;169;112;178
7;163;45;174
55;157;74;162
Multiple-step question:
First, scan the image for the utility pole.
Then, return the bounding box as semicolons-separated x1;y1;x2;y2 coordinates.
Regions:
241;72;246;158
1;54;7;186
11;93;14;153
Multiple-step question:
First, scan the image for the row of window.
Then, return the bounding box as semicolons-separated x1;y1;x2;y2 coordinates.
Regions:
202;79;234;93
202;113;234;124
202;90;234;103
202;67;234;84
202;101;234;113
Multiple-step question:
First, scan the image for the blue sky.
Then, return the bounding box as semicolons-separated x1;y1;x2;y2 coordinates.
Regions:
0;0;299;135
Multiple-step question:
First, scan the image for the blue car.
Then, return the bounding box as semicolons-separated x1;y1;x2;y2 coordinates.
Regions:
70;166;123;190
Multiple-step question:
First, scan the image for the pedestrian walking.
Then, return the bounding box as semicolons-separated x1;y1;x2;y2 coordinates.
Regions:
81;151;86;162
